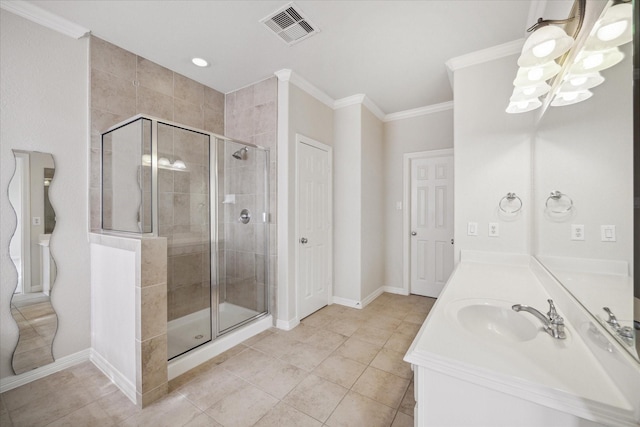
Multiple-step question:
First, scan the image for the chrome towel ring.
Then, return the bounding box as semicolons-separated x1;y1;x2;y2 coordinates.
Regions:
499;192;523;214
545;191;573;213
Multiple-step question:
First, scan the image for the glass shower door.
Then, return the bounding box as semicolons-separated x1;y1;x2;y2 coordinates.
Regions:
217;139;269;333
159;123;212;359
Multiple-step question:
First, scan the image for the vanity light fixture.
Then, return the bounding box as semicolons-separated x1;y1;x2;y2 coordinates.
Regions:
142;155;188;171
586;2;632;50
191;57;209;67
559;72;604;92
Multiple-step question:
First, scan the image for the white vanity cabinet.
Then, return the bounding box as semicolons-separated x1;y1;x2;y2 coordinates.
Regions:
404;251;640;427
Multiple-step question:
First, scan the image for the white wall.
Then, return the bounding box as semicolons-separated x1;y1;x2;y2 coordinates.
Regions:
383;110;454;288
333;104;362;302
278;81;334;324
534;44;633;272
0;10;90;379
360;107;384;300
453;54;534;262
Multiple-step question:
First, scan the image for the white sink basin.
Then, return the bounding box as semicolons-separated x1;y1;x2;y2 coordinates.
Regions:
447;299;540;343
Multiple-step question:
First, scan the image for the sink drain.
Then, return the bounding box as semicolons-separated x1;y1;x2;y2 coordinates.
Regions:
195;334;204;340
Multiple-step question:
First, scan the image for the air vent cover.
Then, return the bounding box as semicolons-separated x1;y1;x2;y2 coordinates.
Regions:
260;2;320;45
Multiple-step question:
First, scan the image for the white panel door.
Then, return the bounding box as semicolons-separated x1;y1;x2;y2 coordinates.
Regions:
410;155;454;297
297;140;331;319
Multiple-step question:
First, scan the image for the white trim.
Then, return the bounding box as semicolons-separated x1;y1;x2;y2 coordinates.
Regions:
168;315;273;380
90;349;136;404
0;348;90;393
0;0;89;39
275;74;291;328
334;94;365;110
361;286;385;308
384;101;454;122
295;134;333;320
403;149;454;296
276;317;300;331
362;96;385;121
383;286;409;296
332;296;362;309
445;39;525;73
275;69;335;109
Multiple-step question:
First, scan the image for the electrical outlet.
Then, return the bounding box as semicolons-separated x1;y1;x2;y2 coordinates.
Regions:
467;222;478;236
601;225;616;242
571;224;585;241
488;222;499;237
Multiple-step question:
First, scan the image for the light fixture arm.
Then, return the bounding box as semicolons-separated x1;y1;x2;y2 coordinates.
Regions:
527;0;586;38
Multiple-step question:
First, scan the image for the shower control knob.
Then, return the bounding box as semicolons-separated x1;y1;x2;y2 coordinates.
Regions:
300;237;308;244
411;231;417;236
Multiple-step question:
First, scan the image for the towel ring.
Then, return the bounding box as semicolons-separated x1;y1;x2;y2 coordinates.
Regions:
499;192;523;214
545;191;573;213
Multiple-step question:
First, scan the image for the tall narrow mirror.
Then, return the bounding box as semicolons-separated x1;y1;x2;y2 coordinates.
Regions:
9;150;59;374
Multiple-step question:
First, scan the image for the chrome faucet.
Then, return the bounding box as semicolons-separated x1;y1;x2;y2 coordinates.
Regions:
512;299;566;339
602;307;634;342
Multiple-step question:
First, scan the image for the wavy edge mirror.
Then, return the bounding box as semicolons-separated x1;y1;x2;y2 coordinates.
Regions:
8;149;59;375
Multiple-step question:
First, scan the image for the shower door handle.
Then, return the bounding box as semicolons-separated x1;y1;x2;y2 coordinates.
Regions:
300;237;308;244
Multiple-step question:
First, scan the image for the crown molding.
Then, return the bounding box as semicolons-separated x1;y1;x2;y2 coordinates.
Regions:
384;101;454;122
1;0;89;39
445;38;525;73
274;68;334;109
334;94;385;121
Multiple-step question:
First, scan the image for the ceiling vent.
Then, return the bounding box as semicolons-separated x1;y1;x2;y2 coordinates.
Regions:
260;2;319;45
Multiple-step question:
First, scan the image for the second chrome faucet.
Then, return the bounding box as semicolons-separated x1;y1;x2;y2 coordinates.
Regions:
512;299;566;339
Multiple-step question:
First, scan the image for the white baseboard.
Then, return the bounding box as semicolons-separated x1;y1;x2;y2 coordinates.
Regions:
361;287;385;308
90;349;137;405
168;315;273;380
332;296;362;309
0;348;91;393
276;317;300;331
383;286;409;296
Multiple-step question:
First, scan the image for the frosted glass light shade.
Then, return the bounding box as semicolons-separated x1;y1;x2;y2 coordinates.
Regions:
571;47;624;74
586;3;632;50
551;90;593;107
513;61;561;86
518;26;574;67
560;72;604;92
510;82;551;102
506;98;542;114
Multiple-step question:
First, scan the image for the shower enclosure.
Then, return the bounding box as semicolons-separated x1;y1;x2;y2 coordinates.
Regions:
101;115;269;360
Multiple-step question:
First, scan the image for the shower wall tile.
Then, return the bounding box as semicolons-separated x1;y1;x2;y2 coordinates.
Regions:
91;69;136;117
90;36;136;80
91;109;126;135
255;102;276;134
137;57;173;97
139;333;168;392
158;169;174;193
204;106;224;134
253;78;277;106
235;85;254;113
141;238;167;288
174;74;204;106
254;131;276;151
158;193;174;226
136;86;174;120
139;283;168;340
205;86;224;110
174;98;203;130
173;194;191;226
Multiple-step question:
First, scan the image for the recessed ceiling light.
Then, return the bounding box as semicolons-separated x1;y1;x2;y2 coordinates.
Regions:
191;57;208;67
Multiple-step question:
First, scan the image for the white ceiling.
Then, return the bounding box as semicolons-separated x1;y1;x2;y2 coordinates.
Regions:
30;0;534;114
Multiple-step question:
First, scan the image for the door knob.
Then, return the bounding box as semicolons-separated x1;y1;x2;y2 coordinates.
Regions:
300;237;308;244
411;231;417;236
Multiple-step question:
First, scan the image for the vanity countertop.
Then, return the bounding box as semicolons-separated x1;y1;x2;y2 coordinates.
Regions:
405;251;637;425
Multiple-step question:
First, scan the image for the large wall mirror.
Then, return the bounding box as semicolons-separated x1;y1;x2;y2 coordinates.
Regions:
8;150;59;374
533;1;637;362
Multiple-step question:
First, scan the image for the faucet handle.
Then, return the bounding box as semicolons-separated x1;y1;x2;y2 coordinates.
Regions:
603;307;620;328
547;299;560;320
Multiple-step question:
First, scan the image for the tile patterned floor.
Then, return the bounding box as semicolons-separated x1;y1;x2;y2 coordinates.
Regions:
0;293;435;427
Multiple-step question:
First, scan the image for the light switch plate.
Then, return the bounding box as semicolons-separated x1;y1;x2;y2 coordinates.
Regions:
467;222;478;236
601;225;616;242
32;217;41;226
396;201;402;210
571;224;585;241
488;222;499;237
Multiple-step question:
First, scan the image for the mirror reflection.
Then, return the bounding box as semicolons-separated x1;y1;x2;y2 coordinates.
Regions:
534;2;637;362
9;150;59;374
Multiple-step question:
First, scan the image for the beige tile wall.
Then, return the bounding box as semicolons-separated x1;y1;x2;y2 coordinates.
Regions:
90;36;224;232
224;78;277;317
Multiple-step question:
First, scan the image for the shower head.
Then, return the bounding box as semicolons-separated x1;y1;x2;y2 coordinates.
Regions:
232;147;248;160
